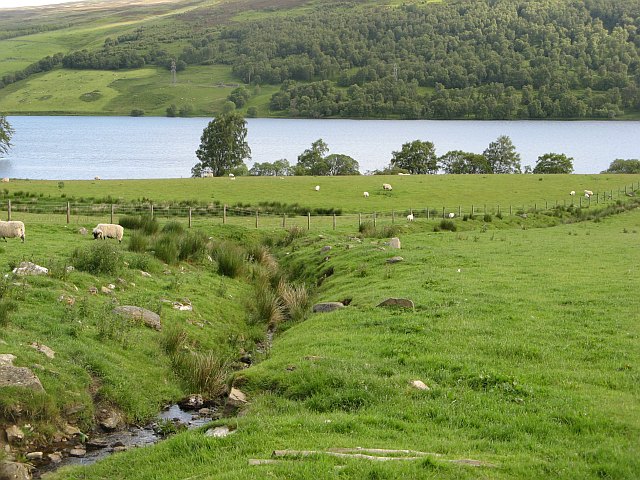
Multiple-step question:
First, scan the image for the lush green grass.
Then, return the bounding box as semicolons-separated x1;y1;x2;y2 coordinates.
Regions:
3;174;639;215
48;199;640;479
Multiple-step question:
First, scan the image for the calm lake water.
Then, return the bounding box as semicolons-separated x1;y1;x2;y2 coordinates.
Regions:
1;116;639;179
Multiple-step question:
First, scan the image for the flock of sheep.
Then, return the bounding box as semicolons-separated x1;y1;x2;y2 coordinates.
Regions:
0;221;124;243
570;189;594;198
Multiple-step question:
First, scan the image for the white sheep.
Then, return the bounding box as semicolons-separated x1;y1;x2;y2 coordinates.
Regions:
92;223;124;243
448;212;455;218
382;183;393;191
1;178;9;183
0;220;25;242
229;173;235;178
570;191;575;196
314;185;320;191
407;213;414;221
363;191;369;198
584;190;593;197
94;176;101;181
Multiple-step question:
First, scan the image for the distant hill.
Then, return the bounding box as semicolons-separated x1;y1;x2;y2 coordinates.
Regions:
1;0;640;119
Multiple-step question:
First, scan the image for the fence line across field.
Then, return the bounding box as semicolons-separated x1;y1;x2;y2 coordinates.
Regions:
4;182;638;231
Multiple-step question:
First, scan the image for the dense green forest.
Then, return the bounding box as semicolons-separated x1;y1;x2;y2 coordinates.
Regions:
2;0;640;118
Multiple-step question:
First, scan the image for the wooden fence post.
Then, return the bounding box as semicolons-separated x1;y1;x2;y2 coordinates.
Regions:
442;206;445;219
472;204;475;216
110;204;114;224
7;200;11;221
426;207;429;219
332;213;336;230
358;213;361;228
373;212;377;228
391;210;395;224
307;212;311;230
255;210;259;229
223;204;227;224
509;205;512;216
282;214;286;228
188;207;192;228
150;203;154;219
458;205;461;217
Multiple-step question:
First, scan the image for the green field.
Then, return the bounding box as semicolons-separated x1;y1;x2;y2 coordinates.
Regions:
0;176;638;479
4;174;640;214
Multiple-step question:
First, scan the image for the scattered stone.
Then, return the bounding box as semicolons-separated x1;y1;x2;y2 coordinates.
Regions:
58;295;76;306
173;302;192;311
410;380;430;391
0;461;31;480
320;246;332;253
117;278;127;285
312;302;345;313
68;447;86;457
204;426;234;438
63;424;81;436
47;453;62;464
86;439;109;450
178;394;204;410
386;256;404;264
12;262;48;276
100;286;113;295
88;286;98;295
0;354;16;366
25;451;43;461
0;365;44;391
66;266;74;273
107;283;116;289
78;227;88;235
377;298;414;309
99;412;123;431
29;342;55;359
198;408;213;416
113;446;128;453
5;425;24;444
389;237;401;249
113;306;161;331
227;388;247;408
140;271;152;278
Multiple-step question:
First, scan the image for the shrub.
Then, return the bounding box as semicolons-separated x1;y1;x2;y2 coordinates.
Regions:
128;231;149;253
277;279;309;323
119;215;159;235
496;211;503;219
71;242;123;275
436;219;457;232
483;213;493;222
279;226;305;246
161;325;189;355
253;280;284;327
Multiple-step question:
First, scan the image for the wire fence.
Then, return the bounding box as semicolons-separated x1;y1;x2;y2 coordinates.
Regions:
3;182;638;233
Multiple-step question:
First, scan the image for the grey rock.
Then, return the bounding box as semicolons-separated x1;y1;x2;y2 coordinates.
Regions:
12;262;48;276
312;302;345;313
320;246;332;253
179;394;204;410
227;388;247;408
204;426;235;438
29;342;55;359
410;380;430;390
5;426;24;444
0;461;31;480
389;237;401;249
377;298;415;309
140;271;152;278
68;448;86;457
0;354;16;366
47;453;62;464
101;286;113;295
113;306;161;331
0;365;44;391
25;452;43;461
386;256;404;264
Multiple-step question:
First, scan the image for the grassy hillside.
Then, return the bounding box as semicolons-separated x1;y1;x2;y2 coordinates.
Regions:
1;0;640;118
44;188;640;479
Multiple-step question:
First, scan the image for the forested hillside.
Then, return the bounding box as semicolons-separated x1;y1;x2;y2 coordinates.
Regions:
1;0;640;118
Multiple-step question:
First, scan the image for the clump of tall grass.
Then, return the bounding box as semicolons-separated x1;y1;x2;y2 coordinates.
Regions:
279;226;306;246
118;214;159;235
359;221;401;238
161;325;189;355
153;233;180;265
178;231;209;262
211;242;246;278
277;278;310;323
434;219;457;232
128;230;149;253
252;276;285;327
247;244;279;278
172;351;231;399
71;242;123;275
0;299;17;327
162;221;184;235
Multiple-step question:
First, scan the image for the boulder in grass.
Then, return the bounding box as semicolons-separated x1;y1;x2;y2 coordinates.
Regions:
12;262;48;276
386;256;404;264
410;380;430;391
0;461;31;480
113;306;161;331
312;302;344;313
376;298;415;309
0;365;44;391
389;237;401;249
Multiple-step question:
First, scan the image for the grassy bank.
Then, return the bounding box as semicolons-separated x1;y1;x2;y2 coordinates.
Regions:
48;195;640;479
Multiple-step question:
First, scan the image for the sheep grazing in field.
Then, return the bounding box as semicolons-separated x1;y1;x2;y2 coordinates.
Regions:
314;185;320;191
382;183;393;191
0;220;25;242
1;177;9;183
229;173;235;178
407;213;414;221
363;191;369;198
94;176;101;181
584;190;593;197
92;223;124;243
448;212;455;218
570;191;575;196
